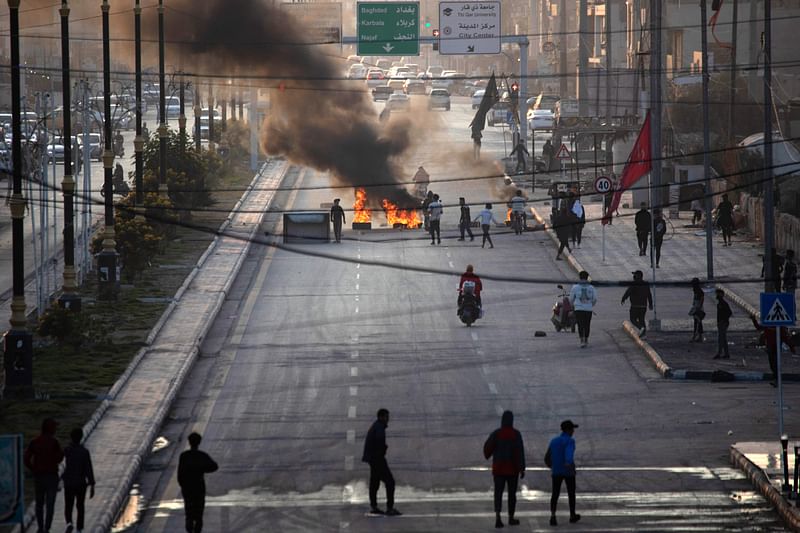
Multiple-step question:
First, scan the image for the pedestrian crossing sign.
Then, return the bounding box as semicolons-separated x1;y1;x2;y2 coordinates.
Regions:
760;292;796;326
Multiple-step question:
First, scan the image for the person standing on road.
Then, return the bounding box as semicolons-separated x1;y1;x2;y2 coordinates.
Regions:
570;196;585;249
689;278;705;342
542;139;554;171
428;194;444;245
62;427;95;533
362;408;401;516
621;270;653;337
24;418;64;533
458;197;474;241
784;249;797;298
509;139;529;173
472;125;482;161
483;410;525;529
554;206;573;261
714;289;732;359
634;203;651;256
330;198;346;243
750;315;797;387
178;432;219;533
547;420;581;526
652;209;667;268
570;271;597;348
716;194;734;247
474;203;501;249
422;191;434;232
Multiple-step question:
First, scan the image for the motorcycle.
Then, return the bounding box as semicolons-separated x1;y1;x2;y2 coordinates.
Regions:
551;284;575;332
458;281;481;327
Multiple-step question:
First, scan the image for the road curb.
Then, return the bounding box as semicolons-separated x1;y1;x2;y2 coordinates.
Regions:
730;446;800;531
530;206;587;275
622;320;673;378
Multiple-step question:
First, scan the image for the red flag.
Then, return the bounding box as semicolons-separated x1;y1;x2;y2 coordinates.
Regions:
603;111;652;225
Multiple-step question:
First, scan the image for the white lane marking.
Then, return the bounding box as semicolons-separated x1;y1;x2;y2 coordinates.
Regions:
339;521;350;531
348;405;357;418
476;349;484;356
356;264;360;269
448;261;454;269
488;383;498;395
355;296;359;302
495;405;504;416
481;364;489;375
344;456;354;471
358;254;361;260
356;273;360;280
349;386;358;396
355;284;359;291
347;430;356;444
446;251;452;258
351;333;359;343
471;331;478;341
355;306;359;314
351;350;359;359
350;367;359;377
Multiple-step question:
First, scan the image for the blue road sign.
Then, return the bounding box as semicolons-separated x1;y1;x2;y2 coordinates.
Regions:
760;292;796;326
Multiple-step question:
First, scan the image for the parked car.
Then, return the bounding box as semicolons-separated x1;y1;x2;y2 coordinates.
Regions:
385;93;410;111
428;89;450;111
372;85;393;102
403;78;426;95
528;109;555;130
46;136;66;161
77;132;103;161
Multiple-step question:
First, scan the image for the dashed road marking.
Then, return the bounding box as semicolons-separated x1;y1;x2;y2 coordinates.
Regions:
348;406;357;418
495;405;504;416
355;306;359;314
448;261;454;269
351;350;359;359
344;456;354;471
351;333;359;343
356;284;359;291
488;383;498;395
356;264;360;269
471;331;478;341
356;273;360;280
350;367;359;377
347;429;356;444
481;364;489;375
339;521;350;531
349;386;358;396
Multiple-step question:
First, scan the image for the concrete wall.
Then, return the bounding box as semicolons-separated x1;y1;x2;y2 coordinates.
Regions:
738;190;800;254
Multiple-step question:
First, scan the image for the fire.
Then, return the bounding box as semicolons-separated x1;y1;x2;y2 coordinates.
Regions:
506;208;512;222
382;199;422;228
353;187;372;223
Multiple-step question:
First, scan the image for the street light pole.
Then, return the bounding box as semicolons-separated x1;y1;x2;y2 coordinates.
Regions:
179;72;186;156
194;85;201;151
3;0;34;393
134;0;144;207
98;0;119;300
158;0;168;197
763;0;774;292
58;0;80;311
701;0;714;281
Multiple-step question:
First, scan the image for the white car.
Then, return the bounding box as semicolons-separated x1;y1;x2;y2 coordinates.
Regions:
428;89;450;111
387;78;406;92
385;93;410;111
471;89;486;109
403;78;426;95
528;109;555;130
365;69;386;88
348;64;367;79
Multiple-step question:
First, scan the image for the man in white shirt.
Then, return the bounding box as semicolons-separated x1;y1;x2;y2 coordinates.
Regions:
428;194;444;245
569;271;597;348
474;203;502;249
508;190;527;234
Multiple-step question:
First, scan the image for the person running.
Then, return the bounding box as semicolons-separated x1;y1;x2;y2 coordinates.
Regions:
716;194;734;246
509;139;529;173
24;418;64;533
362;408;401;516
690;278;705;342
547;420;581;526
554;206;572;261
714;289;732;359
508;190;527;235
62;427;95;533
652;209;667;268
483;410;526;529
570;271;597;348
474;203;501;249
621;270;653;337
428;194;443;245
458;197;474;241
330;198;346;243
634;203;651;256
178;432;219;533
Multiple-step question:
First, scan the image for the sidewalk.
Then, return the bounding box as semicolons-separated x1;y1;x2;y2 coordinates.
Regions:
15;158;287;533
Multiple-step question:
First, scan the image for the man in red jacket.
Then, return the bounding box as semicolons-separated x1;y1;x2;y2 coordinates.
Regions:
484;410;526;528
459;264;483;308
24;418;64;533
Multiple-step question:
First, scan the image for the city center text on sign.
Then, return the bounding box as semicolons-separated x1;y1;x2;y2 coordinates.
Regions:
438;1;501;55
357;2;419;56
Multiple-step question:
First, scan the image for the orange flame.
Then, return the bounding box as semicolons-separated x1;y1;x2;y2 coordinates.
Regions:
506;208;512;222
353;187;372;223
382;199;421;228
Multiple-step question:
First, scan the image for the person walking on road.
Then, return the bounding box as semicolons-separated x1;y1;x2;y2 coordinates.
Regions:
570;271;597;348
750;315;797;387
547;420;581;526
716;194;734;246
784;249;797;298
554;206;572;261
362;408;401;516
542;139;554;172
714;289;732;359
483;410;525;529
621;270;653;337
458;197;474;241
570;197;585;248
428;194;443;245
652;209;667;268
691;197;703;226
472;126;482;161
178;432;219;533
474;203;501;249
62;427;95;533
689;278;706;343
509;138;529;173
25;418;63;533
330;198;346;243
634;203;651;256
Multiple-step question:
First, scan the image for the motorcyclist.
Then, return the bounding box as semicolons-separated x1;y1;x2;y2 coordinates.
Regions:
458;264;483;310
508;190;527;231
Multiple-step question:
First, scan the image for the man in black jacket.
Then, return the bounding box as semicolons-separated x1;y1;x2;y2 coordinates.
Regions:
458;197;474;241
714;289;732;359
178;432;219;533
330;198;346;243
621;270;653;336
362;408;401;516
634;203;651;256
62;428;95;533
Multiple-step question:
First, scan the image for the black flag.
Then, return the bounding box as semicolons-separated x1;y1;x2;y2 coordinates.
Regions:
469;73;499;138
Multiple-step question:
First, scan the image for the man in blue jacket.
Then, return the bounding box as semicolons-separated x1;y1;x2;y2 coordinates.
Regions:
362;408;401;516
547;420;581;526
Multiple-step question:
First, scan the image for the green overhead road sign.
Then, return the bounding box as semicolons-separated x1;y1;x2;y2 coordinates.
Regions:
357;2;419;56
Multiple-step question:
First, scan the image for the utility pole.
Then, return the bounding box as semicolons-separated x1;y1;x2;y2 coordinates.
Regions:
727;0;738;142
648;0;663;331
763;0;774;292
134;0;144;207
157;0;168;197
578;0;589;115
194;85;201;151
701;0;714;281
98;0;118;300
4;0;34;393
208;82;215;152
559;0;567;97
179;72;186;156
605;0;613;120
59;0;80;311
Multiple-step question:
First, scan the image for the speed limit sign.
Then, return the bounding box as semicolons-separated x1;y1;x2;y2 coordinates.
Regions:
594;176;612;194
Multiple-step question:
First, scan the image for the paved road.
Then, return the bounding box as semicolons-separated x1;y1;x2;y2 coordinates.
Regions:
131;98;790;531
